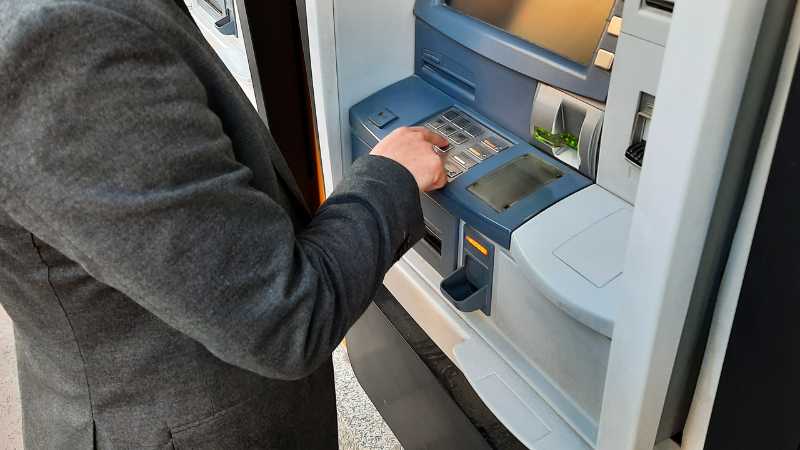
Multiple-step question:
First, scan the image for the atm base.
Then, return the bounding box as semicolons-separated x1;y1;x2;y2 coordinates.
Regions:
346;287;525;450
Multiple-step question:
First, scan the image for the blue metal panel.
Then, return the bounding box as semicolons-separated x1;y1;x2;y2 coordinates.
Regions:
415;20;538;140
350;76;591;248
414;0;618;102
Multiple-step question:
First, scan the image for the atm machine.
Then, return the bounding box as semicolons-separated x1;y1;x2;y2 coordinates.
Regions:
185;0;795;447
302;0;798;449
342;1;660;447
183;0;262;111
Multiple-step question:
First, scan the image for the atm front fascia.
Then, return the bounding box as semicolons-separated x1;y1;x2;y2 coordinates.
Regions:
346;0;647;447
338;0;759;449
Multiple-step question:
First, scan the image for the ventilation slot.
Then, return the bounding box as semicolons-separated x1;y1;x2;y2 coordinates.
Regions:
423;224;442;255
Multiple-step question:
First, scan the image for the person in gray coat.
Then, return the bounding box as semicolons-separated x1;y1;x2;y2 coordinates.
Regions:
0;0;449;448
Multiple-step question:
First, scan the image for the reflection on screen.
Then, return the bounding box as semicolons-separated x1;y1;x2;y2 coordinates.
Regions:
447;0;615;65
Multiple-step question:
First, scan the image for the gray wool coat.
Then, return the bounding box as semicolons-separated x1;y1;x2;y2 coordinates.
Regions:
0;0;424;448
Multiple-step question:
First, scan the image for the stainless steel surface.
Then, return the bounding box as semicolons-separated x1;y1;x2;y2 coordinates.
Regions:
423;108;510;180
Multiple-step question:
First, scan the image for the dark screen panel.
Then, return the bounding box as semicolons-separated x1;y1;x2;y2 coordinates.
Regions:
468;154;563;212
446;0;614;65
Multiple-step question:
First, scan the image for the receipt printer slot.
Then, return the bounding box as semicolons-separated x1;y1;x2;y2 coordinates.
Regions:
423;223;443;255
416;195;460;277
441;227;494;315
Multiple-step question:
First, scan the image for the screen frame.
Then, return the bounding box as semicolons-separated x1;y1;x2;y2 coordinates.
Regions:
414;0;620;101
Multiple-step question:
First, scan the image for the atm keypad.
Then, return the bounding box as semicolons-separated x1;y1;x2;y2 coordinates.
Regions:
421;107;512;180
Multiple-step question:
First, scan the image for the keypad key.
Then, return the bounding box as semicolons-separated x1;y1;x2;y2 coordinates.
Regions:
443;110;462;121
444;160;464;179
481;137;509;152
464;125;484;137
449;132;470;145
467;145;493;161
427;116;448;129
451;152;478;170
452;117;472;129
440;124;459;136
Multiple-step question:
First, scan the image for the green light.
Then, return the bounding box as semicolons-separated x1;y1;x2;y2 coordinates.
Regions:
533;128;579;150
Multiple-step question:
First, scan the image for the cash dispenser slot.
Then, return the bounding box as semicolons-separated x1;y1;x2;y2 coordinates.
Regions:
416;194;460;277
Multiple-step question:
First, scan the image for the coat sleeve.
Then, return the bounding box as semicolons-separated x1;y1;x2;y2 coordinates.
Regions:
0;4;424;379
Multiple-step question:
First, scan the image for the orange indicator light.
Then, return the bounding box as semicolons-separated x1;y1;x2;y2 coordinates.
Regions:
465;236;489;256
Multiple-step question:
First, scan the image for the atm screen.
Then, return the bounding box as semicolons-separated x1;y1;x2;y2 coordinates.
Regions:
446;0;615;65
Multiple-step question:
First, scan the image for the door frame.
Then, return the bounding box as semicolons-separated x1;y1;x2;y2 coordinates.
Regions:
703;9;800;448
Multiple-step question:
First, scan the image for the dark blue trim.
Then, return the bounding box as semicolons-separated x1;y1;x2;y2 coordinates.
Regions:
350;76;591;248
414;0;617;101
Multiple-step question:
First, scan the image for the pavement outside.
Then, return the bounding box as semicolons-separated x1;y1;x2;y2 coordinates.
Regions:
0;307;399;450
0;308;21;450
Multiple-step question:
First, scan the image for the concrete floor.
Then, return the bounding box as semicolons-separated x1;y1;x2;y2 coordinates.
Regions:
0;308;22;450
0;307;399;450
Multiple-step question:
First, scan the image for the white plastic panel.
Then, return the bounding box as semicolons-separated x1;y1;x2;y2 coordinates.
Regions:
622;0;673;46
333;0;416;166
490;249;609;440
598;1;768;448
306;0;416;195
511;185;632;337
385;250;594;450
454;339;591;450
596;34;665;204
306;0;341;195
554;209;631;288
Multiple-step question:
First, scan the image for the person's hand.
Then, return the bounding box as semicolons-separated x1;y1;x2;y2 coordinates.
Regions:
370;127;449;192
